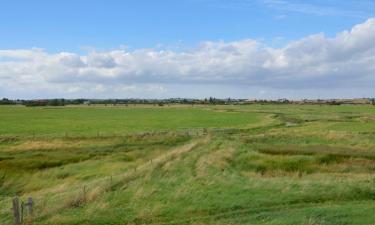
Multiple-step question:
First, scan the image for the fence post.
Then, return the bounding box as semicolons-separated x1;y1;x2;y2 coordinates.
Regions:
27;197;33;216
20;200;24;223
83;185;87;203
12;197;20;225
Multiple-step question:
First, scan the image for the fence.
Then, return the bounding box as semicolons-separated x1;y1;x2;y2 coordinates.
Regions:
12;197;33;225
0;127;247;140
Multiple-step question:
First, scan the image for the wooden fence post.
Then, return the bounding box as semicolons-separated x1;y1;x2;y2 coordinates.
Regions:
20;200;24;223
83;186;87;203
12;197;20;225
26;197;33;216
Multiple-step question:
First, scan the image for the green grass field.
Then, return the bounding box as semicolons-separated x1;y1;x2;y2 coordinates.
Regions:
0;105;261;137
1;104;375;225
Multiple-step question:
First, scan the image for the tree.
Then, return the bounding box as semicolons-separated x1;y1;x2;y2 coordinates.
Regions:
48;99;65;106
0;98;15;105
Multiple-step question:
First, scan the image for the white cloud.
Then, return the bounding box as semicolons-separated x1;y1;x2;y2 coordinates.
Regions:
66;86;81;93
1;18;375;99
121;85;138;92
93;84;106;92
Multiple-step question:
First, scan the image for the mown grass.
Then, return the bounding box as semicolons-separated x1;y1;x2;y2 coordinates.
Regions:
1;104;375;224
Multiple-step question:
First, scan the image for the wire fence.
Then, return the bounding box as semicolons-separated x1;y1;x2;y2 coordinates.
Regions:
0;127;250;141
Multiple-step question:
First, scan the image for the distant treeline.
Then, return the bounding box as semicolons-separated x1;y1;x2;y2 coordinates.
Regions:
0;98;67;106
1;97;375;106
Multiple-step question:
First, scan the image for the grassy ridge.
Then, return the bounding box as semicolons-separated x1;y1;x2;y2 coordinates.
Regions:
1;104;375;224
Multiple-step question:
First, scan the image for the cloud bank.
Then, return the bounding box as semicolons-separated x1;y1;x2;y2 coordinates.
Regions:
1;18;375;99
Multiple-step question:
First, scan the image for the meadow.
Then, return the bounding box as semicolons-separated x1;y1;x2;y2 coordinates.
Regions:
1;104;375;225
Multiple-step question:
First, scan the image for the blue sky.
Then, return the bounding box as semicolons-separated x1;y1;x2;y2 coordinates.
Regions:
0;0;375;99
1;0;373;52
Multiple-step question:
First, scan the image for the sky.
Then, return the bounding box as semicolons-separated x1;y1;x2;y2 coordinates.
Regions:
0;0;375;99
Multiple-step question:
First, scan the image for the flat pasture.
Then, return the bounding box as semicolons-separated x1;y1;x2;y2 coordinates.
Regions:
1;104;375;225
